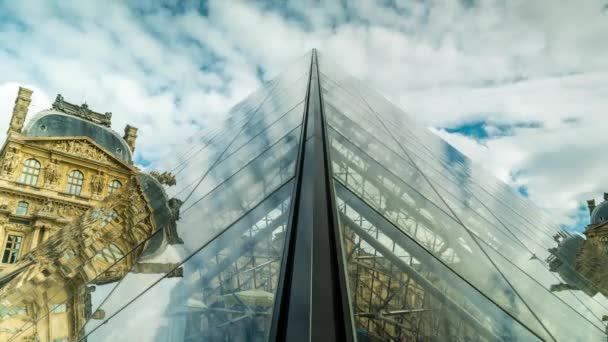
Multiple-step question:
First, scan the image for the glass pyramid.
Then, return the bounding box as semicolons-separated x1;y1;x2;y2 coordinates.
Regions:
2;50;607;341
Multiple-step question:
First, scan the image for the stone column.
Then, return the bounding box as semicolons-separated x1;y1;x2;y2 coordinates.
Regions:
7;87;33;135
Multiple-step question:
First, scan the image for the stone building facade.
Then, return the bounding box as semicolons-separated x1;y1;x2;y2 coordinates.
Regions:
547;194;608;301
0;87;182;341
0;87;136;272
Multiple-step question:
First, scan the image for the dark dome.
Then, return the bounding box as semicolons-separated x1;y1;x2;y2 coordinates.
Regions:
591;201;608;225
23;110;132;164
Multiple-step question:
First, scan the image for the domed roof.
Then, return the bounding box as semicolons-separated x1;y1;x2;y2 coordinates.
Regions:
591;200;608;225
23;110;132;164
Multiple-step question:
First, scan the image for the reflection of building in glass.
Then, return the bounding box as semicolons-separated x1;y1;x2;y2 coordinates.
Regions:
548;194;608;300
0;90;182;341
0;50;607;341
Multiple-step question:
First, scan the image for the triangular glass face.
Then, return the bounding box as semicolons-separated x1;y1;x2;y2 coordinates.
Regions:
317;52;607;340
0;53;310;341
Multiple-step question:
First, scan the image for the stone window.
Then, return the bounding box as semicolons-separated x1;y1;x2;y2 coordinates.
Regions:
66;170;84;196
108;179;122;194
2;234;22;264
15;201;28;216
19;158;41;186
94;243;124;263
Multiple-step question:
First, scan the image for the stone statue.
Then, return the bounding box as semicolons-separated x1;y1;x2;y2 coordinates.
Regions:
166;198;184;244
45;160;59;185
150;171;176;186
67;140;76;153
52;94;64;110
1;147;20;176
91;173;105;194
168;198;183;221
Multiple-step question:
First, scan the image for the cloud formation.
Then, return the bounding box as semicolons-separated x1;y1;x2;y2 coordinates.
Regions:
1;0;607;230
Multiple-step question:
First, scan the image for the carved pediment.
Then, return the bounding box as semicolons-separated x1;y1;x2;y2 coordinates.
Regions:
23;138;129;170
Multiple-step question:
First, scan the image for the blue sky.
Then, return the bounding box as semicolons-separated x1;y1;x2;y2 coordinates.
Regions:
0;0;607;231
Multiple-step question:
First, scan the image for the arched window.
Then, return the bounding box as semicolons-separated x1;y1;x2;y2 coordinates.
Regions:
94;243;124;263
15;201;28;216
19;159;41;186
108;180;122;194
66;170;84;196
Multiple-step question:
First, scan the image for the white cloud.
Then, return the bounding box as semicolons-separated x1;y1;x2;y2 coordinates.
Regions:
0;0;606;231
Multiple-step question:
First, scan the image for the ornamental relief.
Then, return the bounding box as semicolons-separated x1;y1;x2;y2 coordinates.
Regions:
0;147;21;177
43;159;60;186
31;198;86;219
25;139;118;166
3;222;32;234
90;173;106;195
54;140;110;163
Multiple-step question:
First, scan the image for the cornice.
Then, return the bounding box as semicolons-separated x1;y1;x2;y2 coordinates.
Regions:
0;184;92;209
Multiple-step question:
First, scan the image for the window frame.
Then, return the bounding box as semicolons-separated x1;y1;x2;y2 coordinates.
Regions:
66;169;85;196
94;243;124;263
1;233;23;264
19;158;41;186
107;179;122;195
15;201;29;216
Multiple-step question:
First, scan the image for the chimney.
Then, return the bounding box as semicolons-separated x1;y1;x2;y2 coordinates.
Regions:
587;199;596;216
7;87;33;135
123;124;138;152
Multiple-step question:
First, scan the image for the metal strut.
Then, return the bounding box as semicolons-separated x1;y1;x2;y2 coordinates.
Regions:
270;49;355;341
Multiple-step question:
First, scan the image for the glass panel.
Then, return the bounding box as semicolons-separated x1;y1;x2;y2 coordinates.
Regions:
335;181;542;341
167;76;307;202
15;201;28;216
319;51;608;340
327;128;552;338
82;179;293;341
481;242;606;341
323;102;453;218
163;57;310;202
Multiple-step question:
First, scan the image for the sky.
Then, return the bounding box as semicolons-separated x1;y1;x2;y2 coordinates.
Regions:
0;0;607;232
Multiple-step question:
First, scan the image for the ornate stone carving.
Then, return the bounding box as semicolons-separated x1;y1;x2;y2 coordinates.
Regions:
0;147;20;176
44;159;60;186
54;140;110;163
91;173;105;195
57;205;85;219
39;200;54;214
149;171;176;186
52;94;112;127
